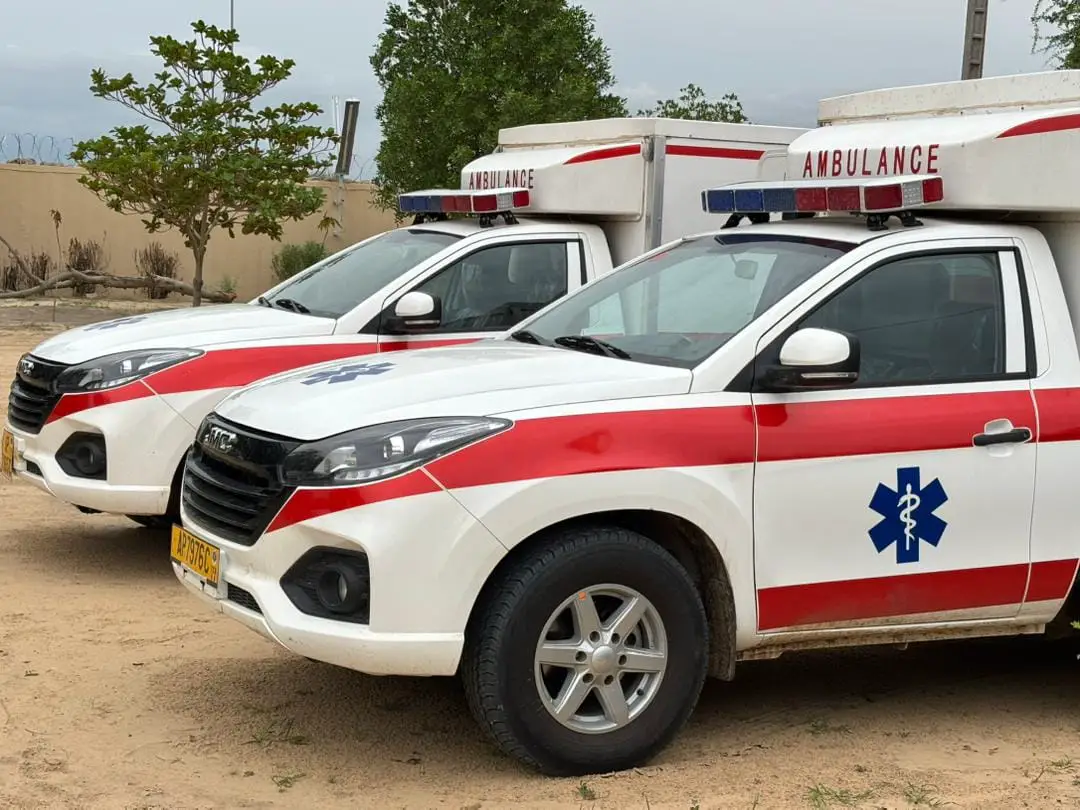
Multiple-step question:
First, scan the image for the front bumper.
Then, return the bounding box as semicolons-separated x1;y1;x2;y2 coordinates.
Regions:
6;393;196;515
174;479;509;676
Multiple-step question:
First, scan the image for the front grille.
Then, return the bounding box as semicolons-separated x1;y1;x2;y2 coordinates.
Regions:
181;414;299;546
227;583;262;614
7;355;68;434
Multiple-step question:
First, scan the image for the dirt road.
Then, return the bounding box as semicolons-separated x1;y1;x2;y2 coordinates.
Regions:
2;312;1080;809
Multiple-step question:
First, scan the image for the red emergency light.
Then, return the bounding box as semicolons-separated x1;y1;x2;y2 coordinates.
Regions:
701;175;944;215
398;188;531;216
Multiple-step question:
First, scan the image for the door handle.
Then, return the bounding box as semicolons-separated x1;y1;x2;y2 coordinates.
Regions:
973;427;1032;447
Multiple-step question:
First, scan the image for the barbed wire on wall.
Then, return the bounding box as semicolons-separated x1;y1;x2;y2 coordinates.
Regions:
0;133;76;165
1;132;377;181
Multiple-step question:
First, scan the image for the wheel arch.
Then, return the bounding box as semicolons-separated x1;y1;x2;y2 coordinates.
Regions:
464;508;738;681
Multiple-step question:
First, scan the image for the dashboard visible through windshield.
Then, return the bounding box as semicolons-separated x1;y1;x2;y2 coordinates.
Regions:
513;232;856;369
263;228;462;319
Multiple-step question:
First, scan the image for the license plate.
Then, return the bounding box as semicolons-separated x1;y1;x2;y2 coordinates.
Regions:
1;429;13;480
170;524;221;587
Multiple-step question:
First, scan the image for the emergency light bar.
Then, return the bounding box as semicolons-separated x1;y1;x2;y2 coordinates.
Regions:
398;188;531;215
701;175;944;215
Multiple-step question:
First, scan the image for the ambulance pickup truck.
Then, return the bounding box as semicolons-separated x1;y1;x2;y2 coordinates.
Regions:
0;117;806;526
167;70;1080;776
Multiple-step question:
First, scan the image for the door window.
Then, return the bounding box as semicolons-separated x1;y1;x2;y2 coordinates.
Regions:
797;252;1008;385
406;242;570;333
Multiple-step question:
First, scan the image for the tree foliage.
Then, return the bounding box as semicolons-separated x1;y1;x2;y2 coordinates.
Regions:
1032;1;1080;68
370;0;627;211
70;20;338;305
637;83;748;123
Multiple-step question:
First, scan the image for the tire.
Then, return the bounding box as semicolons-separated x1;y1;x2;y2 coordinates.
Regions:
461;524;709;776
125;514;173;529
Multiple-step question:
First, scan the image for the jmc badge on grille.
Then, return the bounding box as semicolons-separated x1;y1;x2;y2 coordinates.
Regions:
202;425;238;455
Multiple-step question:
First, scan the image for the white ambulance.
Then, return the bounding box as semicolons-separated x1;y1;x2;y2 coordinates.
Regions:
171;71;1080;776
0;117;804;525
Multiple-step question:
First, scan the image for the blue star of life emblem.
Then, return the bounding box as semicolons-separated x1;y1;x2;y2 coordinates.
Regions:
86;315;148;331
300;361;395;385
868;466;948;564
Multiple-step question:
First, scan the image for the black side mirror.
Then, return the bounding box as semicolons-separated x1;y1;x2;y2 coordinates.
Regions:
759;327;860;391
384;291;442;334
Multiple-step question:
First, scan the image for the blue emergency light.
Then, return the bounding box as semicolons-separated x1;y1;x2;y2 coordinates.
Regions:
398;188;531;216
701;175;944;215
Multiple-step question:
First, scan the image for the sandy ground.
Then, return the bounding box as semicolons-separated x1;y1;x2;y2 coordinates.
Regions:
2;307;1080;809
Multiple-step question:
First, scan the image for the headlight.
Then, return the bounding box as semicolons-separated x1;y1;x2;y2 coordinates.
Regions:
281;416;512;487
54;348;204;393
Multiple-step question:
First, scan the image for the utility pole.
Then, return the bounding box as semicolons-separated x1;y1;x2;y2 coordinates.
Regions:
230;0;235;30
961;0;989;79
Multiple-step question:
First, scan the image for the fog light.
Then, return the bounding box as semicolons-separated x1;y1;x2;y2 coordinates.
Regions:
280;547;371;624
315;564;367;615
56;432;107;480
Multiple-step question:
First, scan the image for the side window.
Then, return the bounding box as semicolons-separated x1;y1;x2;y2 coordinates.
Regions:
799;252;1007;385
406;242;569;333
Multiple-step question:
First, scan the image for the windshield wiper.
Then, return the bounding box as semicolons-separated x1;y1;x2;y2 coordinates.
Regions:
552;335;631;360
508;329;548;346
256;296;272;307
272;298;310;314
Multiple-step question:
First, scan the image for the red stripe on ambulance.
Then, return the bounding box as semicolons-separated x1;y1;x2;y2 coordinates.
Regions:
756;390;1037;462
266;387;1080;530
996;112;1080;139
666;145;765;160
756;559;1078;631
47;381;156;423
266;469;439;534
563;144;642;164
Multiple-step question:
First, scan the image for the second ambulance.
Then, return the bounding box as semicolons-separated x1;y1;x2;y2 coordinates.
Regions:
173;70;1080;775
1;117;803;525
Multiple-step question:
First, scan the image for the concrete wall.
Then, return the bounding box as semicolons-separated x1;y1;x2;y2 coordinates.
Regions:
0;163;399;301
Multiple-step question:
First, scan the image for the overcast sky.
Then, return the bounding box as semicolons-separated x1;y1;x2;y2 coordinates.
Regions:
0;0;1056;176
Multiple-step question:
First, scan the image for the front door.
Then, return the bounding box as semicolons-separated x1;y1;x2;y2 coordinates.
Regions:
750;243;1036;634
375;238;581;353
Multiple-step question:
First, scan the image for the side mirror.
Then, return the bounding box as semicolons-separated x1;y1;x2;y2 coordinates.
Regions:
385;291;441;333
760;327;859;391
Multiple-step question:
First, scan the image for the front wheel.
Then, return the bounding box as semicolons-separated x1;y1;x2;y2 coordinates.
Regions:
462;525;709;776
125;514;173;530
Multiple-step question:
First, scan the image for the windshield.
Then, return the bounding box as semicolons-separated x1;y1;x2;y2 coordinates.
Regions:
263;228;461;319
516;232;855;369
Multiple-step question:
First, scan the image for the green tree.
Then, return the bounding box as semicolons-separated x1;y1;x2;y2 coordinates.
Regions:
370;0;627;211
637;83;748;123
1032;1;1080;68
70;20;338;306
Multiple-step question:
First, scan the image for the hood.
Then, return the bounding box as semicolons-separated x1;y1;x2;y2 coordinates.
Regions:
216;341;692;440
29;304;335;365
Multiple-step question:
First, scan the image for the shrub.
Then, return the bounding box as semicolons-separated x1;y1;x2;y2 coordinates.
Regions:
134;241;181;300
66;238;106;297
271;241;327;283
1;251;53;293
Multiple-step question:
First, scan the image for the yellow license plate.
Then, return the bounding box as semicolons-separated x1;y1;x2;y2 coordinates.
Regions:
1;429;14;480
170;524;220;587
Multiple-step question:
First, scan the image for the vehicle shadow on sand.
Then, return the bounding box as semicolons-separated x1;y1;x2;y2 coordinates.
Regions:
150;631;1080;787
9;516;174;582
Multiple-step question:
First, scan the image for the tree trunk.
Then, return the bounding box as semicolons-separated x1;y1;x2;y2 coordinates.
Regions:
192;246;205;308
